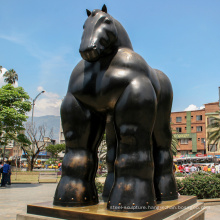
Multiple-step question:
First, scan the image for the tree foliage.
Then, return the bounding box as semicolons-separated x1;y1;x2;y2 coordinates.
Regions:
3;69;18;84
171;133;179;156
0;84;31;146
207;112;220;146
46;143;65;159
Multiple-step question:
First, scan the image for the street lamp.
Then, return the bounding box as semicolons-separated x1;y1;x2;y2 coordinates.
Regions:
31;91;45;125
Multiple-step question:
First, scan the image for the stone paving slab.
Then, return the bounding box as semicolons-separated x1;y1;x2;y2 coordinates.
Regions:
0;183;220;220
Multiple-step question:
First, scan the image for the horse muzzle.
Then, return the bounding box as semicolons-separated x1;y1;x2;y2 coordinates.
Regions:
79;45;100;62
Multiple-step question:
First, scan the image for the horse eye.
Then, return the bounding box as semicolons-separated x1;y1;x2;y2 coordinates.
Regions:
104;19;111;24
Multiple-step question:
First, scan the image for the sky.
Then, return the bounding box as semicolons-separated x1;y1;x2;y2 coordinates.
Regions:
0;0;219;116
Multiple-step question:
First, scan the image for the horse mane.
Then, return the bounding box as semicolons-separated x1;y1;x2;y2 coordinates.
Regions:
113;18;133;51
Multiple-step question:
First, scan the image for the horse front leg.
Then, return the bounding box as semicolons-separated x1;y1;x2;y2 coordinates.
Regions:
53;92;106;206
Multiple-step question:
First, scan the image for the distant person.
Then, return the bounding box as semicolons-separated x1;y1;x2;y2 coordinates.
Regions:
7;162;11;185
215;163;219;174
178;164;184;173
207;165;211;172
203;165;208;172
173;163;176;174
211;166;215;174
1;161;10;187
190;164;196;173
197;165;201;172
175;164;179;172
185;165;190;174
0;162;3;180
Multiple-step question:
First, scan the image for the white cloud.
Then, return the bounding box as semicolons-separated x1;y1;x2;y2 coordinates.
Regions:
28;86;62;117
0;33;25;45
184;104;205;111
0;67;18;87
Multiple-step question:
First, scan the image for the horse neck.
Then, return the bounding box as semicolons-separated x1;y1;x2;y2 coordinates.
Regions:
113;19;133;50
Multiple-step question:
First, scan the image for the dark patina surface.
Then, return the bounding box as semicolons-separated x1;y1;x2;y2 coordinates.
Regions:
53;5;178;212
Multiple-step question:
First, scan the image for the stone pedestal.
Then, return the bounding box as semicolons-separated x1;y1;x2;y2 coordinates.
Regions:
17;196;206;220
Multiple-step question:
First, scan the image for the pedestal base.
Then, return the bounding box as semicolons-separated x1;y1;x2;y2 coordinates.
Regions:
17;196;206;220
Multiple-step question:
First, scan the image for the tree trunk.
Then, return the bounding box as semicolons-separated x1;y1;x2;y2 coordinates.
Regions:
27;157;35;171
27;163;32;171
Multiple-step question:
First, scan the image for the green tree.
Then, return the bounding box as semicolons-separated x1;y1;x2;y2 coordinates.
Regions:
0;84;31;161
171;133;179;156
46;143;65;159
97;134;107;175
207;112;220;148
3;69;18;84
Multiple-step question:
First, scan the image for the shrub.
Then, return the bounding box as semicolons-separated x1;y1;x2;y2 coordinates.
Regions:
95;180;104;194
176;172;220;199
175;172;185;177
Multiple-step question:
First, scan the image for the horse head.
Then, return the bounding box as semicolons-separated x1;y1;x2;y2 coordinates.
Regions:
79;5;118;62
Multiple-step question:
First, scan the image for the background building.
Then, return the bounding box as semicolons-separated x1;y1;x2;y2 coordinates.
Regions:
205;102;220;157
171;101;219;158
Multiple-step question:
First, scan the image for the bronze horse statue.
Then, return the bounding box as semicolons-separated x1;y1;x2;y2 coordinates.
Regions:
54;5;178;212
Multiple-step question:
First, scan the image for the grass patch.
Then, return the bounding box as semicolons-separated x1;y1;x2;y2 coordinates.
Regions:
10;171;61;183
10;171;104;184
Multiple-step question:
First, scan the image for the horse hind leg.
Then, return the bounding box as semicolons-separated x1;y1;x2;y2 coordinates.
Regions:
107;78;157;212
53;93;106;207
153;72;178;202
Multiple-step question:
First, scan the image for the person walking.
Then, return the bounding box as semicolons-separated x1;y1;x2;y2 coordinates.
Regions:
190;164;197;173
185;165;190;174
1;161;10;187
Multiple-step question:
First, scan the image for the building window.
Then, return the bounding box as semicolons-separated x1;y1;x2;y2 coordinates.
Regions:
208;144;217;152
180;139;188;144
196;126;202;132
176;127;182;133
196;115;202;121
201;138;205;143
176;117;182;122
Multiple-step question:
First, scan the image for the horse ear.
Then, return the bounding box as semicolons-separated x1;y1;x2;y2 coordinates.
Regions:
86;9;91;17
102;4;107;13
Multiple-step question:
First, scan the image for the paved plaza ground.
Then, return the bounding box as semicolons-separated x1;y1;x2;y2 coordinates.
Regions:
0;183;220;220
